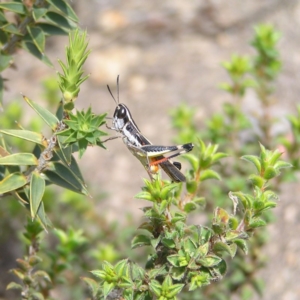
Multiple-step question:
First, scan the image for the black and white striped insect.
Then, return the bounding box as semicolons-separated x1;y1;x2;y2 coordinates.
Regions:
105;76;193;182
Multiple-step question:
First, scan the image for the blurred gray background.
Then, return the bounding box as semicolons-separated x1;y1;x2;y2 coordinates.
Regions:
2;1;300;299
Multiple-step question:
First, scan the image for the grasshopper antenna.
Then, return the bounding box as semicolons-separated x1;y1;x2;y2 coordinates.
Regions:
107;75;120;106
117;75;120;104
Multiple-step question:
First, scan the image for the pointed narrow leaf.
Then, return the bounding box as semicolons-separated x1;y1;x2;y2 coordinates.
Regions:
81;277;99;298
45;11;73;29
23;96;58;129
14;190;29;204
44;162;89;195
32;8;48;20
0;3;26;14
30;172;45;219
57;135;72;164
103;281;115;299
69;155;84;182
27;26;45;53
135;191;154;202
0;172;27;193
0;129;44;145
21;41;53;67
1;23;21;35
36;202;51;230
46;0;78;22
0;76;3;106
0;54;13;72
37;23;68;35
0;153;38;166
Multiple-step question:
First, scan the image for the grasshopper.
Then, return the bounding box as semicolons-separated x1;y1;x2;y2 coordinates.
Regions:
105;76;193;182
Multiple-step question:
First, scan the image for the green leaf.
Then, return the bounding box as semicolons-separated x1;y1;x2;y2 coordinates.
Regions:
0;76;3;106
263;166;277;180
182;153;199;171
184;202;197;213
274;160;293;170
23;96;58;129
186;179;198;194
196;242;209;258
0;10;7;22
81;277;99;298
189;273;210;291
150;236;161;249
225;230;247;241
68;155;84;182
46;0;78;22
184;237;197;254
90;270;106;279
45;162;89;195
198;255;222;267
0;23;21;35
249;218;266;228
56;135;72;165
36;200;51;229
0;2;25;14
45;11;73;29
21;41;52;66
149;280;162;297
213;241;236;258
103;281;115;299
78;138;88;158
167;255;181;267
32;8;48;20
241;155;261;173
248;174;265;188
27;26;45;53
0;153;38;166
171;211;186;224
0;129;44;145
30;172;45;219
0;172;27;193
37;23;68;35
171;267;186;281
200;169;221;181
115;259;129;277
6;282;23;290
160;182;178;199
0;54;13;72
135;191;154;202
131;235;151;249
167;283;184;298
234;239;248;254
161;237;176;248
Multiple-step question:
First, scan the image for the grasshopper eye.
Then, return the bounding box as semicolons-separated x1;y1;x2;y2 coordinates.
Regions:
117;106;127;119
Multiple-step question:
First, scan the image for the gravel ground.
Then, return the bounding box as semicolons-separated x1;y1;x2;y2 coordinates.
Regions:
2;1;300;299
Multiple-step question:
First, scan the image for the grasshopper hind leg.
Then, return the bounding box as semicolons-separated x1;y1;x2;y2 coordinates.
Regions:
173;161;181;170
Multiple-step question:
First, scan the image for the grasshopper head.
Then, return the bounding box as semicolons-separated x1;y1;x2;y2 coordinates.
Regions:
113;103;132;131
